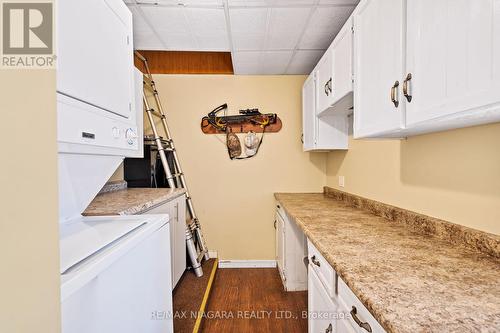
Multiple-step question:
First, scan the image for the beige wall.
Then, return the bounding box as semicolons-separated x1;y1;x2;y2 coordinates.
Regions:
0;71;60;332
150;75;326;260
326;122;500;235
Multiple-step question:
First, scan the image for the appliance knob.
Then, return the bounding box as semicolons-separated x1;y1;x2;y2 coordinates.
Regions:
125;128;138;145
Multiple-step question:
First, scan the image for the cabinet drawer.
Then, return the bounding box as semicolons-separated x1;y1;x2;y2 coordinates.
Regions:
339;277;386;333
307;239;335;298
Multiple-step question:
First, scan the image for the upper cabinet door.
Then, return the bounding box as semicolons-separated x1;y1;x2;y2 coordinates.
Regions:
57;0;134;118
331;17;353;103
315;48;334;114
405;0;500;126
302;74;316;151
353;0;406;138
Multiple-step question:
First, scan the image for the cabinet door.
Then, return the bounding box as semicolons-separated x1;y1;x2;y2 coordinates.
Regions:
353;0;405;138
308;267;336;333
171;196;187;288
57;0;134;118
405;0;500;126
302;74;317;151
316;49;334;114
332;17;354;103
276;213;286;285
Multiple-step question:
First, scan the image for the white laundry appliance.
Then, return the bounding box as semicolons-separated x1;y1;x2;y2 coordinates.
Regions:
57;0;173;332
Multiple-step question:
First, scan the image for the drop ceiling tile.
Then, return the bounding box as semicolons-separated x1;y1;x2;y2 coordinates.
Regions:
260;50;293;74
266;7;310;49
129;6;164;49
232;51;262;74
136;0;223;5
286;50;324;74
229;8;268;50
298;6;354;49
229;0;316;6
141;6;188;33
318;0;359;5
187;8;229;50
154;30;198;50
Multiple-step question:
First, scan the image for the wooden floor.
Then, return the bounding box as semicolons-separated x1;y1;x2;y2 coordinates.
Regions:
173;259;218;333
200;268;307;333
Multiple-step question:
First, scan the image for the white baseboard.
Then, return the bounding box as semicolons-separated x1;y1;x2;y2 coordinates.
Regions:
208;250;218;259
218;260;277;268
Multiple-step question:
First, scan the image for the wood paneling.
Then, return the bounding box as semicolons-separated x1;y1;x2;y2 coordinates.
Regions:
200;268;308;333
134;50;233;74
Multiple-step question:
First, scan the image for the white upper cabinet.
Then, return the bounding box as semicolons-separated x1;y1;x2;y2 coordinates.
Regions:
330;16;354;111
353;0;406;138
353;0;500;138
405;0;500;128
316;47;334;114
57;0;134;118
316;17;355;117
302;74;316;151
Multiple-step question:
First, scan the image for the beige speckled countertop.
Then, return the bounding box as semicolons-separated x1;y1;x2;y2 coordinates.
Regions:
83;188;186;216
275;191;500;333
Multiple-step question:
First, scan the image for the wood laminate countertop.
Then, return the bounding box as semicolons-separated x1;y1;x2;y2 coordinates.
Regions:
83;188;186;216
275;189;500;333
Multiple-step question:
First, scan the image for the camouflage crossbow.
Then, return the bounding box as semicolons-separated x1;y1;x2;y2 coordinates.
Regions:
201;103;278;132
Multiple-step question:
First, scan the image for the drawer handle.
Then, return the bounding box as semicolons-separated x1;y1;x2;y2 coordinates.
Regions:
403;73;412;102
350;306;372;333
311;255;321;267
390;80;399;108
325;323;333;333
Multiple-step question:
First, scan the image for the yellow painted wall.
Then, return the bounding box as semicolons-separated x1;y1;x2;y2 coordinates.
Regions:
148;75;327;260
326;122;500;235
0;70;60;332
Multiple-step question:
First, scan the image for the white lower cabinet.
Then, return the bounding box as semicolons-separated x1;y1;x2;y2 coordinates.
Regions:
308;267;336;333
275;203;308;291
141;195;187;288
307;239;386;333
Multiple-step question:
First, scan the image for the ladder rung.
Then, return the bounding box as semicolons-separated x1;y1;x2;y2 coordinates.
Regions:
197;250;208;262
143;75;154;87
151;111;166;119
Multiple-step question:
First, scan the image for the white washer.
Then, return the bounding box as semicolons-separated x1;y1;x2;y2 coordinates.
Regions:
60;215;173;333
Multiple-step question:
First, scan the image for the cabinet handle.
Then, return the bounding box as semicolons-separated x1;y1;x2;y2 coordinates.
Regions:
311;255;321;267
403;73;412;102
350;306;372;333
328;78;332;93
274;220;277;229
301;133;304;144
390;80;400;108
325;323;333;333
325;81;329;96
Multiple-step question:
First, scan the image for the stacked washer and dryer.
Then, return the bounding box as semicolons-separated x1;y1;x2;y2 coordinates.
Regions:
57;0;173;332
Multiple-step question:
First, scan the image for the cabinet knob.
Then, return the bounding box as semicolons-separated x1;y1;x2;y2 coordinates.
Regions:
403;73;413;102
390;80;400;108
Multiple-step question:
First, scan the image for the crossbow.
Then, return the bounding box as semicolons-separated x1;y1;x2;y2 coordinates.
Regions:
201;103;277;132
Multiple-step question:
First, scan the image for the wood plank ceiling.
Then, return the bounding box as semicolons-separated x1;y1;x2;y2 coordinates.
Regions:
134;50;234;74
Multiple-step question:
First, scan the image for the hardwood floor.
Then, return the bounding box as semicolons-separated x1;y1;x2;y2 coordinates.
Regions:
200;268;308;333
